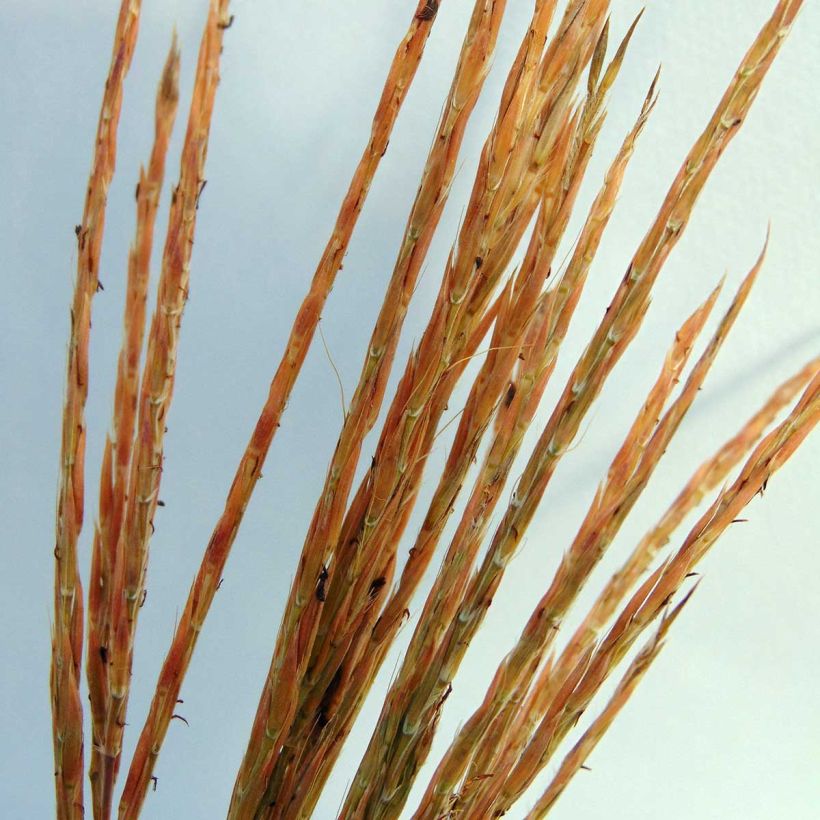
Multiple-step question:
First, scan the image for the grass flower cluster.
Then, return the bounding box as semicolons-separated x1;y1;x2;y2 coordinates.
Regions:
50;1;817;818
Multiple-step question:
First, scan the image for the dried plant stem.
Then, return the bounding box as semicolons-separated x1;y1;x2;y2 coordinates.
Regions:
254;288;504;820
515;357;818;818
109;1;442;816
231;3;509;815
617;358;818;601
86;39;181;820
459;246;768;817
526;368;820;818
524;593;693;819
450;280;724;818
51;3;141;817
252;4;634;815
329;12;657;820
543;363;819;715
362;8;643;658
285;116;570;820
49;1;815;818
404;2;804;813
115;2;232;816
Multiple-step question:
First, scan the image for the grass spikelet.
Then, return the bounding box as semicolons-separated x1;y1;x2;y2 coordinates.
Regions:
116;2;232;815
47;1;815;818
230;3;510;813
51;2;141;816
86;36;181;819
525;589;695;819
508;369;818;819
547;357;817;709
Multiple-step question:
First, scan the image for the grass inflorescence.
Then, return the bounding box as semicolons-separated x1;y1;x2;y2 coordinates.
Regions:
51;1;816;818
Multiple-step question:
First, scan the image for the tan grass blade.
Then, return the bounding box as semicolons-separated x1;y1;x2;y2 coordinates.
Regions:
405;1;805;812
49;0;815;816
429;281;720;818
369;11;648;652
661;370;820;585
317;0;616;672
327;65;646;820
243;292;507;818
294;4;617;721
332;12;648;813
509;369;819;818
113;2;232;816
148;1;445;696
292;111;580;817
85;38;181;820
518;360;817;820
609;365;817;697
463;292;728;815
51;3;141;816
249;2;630;812
525;590;695;818
254;277;508;820
549;354;819;711
464;247;767;816
87;0;440;814
230;3;511;814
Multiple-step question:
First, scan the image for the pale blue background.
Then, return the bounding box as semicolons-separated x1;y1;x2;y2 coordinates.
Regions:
1;1;818;817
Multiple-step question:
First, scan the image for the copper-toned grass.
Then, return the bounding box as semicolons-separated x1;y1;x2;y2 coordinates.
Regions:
523;367;819;820
51;3;141;817
86;35;181;820
51;1;814;818
230;3;511;813
112;3;447;814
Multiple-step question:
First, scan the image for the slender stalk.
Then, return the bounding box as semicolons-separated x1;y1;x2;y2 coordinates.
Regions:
524;593;693;819
514;356;818;810
52;3;141;817
256;288;505;820
335;9;645;819
48;1;815;817
408;2;804;812
502;367;819;819
232;3;509;814
116;2;233;816
467;245;767;816
116;1;444;815
86;39;181;820
260;21;640;807
540;368;819;817
450;278;723;817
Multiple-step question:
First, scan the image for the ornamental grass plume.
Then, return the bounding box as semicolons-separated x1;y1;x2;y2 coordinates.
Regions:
48;1;817;818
